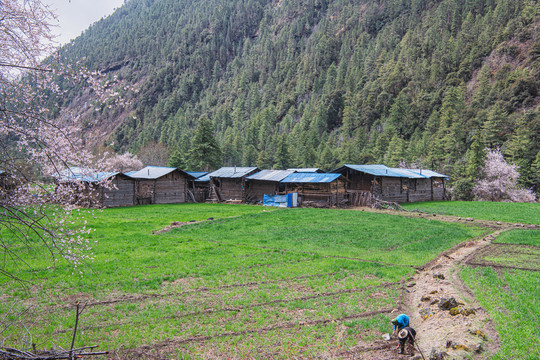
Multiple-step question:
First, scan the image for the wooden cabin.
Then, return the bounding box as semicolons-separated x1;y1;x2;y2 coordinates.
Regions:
332;164;447;205
206;167;259;202
127;166;195;205
245;170;295;203
55;168;136;208
280;172;347;207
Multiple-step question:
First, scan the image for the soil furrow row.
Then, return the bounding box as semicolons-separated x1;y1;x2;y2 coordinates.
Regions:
134;308;394;351
465;262;540;272
58;271;354;309
168;281;402;319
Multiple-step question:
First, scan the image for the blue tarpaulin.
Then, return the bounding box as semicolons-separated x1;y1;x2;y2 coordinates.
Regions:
263;193;298;207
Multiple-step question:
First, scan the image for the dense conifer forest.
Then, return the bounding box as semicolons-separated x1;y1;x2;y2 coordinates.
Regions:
55;0;540;192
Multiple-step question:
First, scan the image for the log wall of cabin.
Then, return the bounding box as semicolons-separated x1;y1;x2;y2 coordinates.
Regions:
154;172;186;204
102;177;136;208
346;172;374;191
432;178;445;200
218;178;244;201
407;178;433;203
380;177;408;203
136;180;155;205
378;177;446;203
247;181;278;203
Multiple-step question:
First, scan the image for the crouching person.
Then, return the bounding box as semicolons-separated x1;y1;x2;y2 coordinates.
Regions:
397;326;417;355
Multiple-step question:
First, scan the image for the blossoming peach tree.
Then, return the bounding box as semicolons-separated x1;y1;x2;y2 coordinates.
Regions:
1;0;126;282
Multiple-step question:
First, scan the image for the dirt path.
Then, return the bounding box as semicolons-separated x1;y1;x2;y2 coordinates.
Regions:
348;207;537;359
396;229;505;360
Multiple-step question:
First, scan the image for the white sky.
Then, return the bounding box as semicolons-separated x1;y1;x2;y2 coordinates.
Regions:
44;0;126;45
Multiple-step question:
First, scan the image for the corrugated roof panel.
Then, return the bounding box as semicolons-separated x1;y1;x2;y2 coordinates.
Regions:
186;171;208;179
286;168;323;173
247;170;295;182
127;166;179;179
405;169;448;178
389;168;427;179
340;164;406;177
195;174;210;182
55;167;120;183
337;164;449;179
207;167;259;179
281;172;342;183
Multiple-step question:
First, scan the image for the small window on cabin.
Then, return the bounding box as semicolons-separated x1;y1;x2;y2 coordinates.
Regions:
402;181;408;192
374;177;381;185
433;179;443;188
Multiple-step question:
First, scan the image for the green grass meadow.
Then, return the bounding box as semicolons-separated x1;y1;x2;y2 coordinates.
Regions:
0;203;490;357
461;229;540;360
401;201;540;224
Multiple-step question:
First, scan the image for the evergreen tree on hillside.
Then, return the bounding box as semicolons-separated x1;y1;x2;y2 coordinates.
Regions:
188;118;222;171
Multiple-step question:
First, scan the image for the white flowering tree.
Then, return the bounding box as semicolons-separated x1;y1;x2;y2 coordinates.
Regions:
0;0;124;283
0;1;127;352
473;148;536;202
103;152;144;172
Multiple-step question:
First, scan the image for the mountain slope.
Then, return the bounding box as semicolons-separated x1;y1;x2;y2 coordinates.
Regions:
57;0;540;190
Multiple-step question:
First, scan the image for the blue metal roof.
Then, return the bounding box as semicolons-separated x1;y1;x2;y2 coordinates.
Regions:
55;167;120;183
388;168;426;179
186;171;208;179
246;170;295;182
207;167;259;179
195;174;210;182
281;172;342;183
338;164;408;177
335;164;447;179
403;169;448;178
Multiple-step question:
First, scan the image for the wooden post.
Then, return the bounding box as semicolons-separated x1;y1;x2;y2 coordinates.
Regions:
70;302;80;360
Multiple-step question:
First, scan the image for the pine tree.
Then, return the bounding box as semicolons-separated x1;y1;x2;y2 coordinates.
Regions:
274;134;292;169
242;144;258;167
384;134;407;167
188;117;222;171
256;150;273;169
168;149;187;169
465;135;485;180
481;104;508;149
317;144;338;171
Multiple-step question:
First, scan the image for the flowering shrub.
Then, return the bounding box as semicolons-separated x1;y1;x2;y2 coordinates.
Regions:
473;149;536;202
